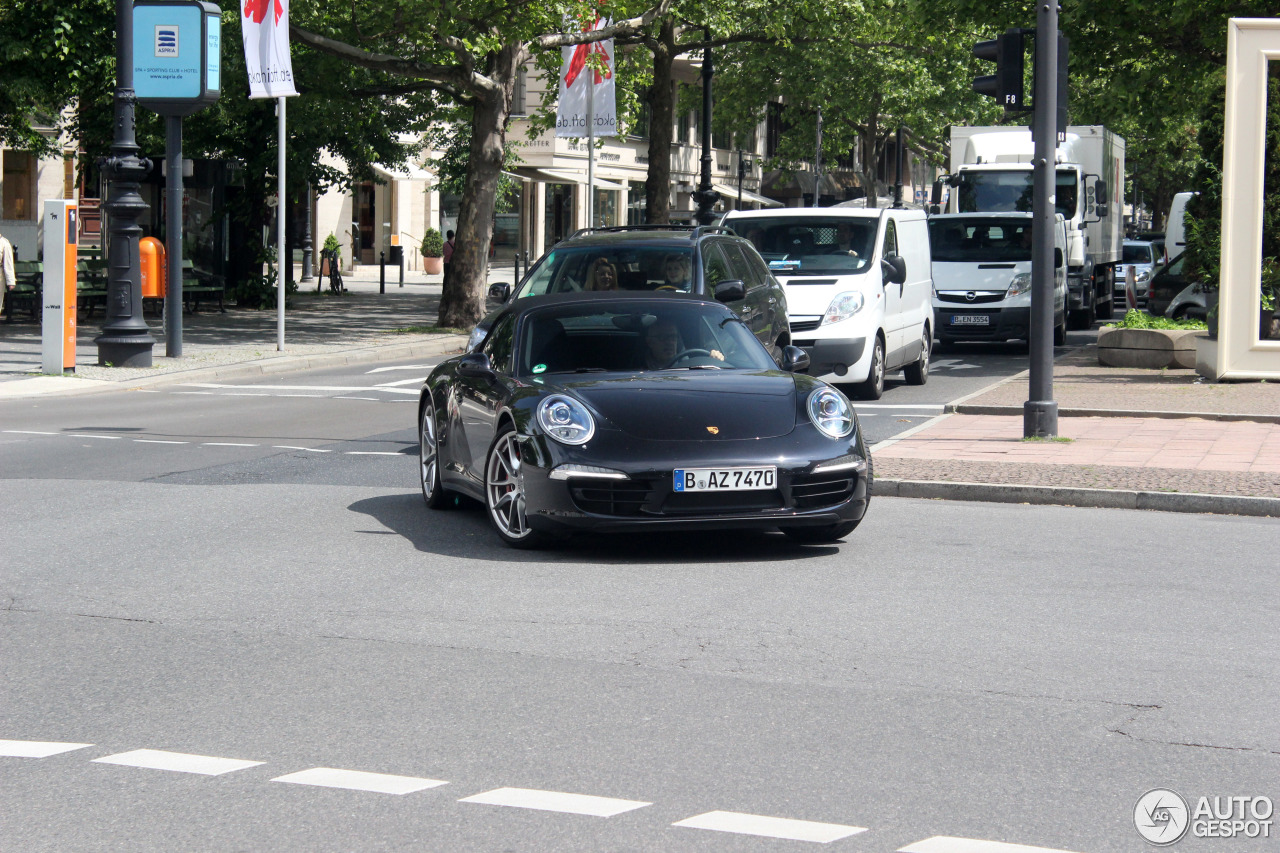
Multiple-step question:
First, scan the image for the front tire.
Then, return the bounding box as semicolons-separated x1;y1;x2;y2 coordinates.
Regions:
1054;314;1067;346
484;422;554;549
854;335;885;400
903;329;930;385
420;399;452;510
781;518;862;544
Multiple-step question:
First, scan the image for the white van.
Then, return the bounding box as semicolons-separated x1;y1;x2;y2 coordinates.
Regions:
722;207;933;399
1165;191;1197;254
928;213;1068;346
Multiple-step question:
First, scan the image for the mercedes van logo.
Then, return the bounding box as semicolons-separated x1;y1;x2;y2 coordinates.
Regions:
965;291;977;301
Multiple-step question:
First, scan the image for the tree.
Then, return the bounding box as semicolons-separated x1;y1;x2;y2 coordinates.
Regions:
290;0;672;328
713;10;993;206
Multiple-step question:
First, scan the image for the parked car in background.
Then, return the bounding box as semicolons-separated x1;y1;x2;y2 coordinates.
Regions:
1146;252;1197;318
475;225;790;362
723;206;933;400
1113;238;1166;312
928;212;1068;347
420;292;871;548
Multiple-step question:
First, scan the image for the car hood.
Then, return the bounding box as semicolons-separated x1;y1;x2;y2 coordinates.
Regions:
550;371;799;440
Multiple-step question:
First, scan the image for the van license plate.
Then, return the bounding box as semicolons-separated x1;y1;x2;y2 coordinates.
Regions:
952;314;990;326
673;467;776;492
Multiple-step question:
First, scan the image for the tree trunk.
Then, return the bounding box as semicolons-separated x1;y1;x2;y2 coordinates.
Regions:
644;21;677;225
437;47;520;329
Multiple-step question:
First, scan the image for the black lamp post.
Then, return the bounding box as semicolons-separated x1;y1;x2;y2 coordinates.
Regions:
95;0;155;367
692;29;719;226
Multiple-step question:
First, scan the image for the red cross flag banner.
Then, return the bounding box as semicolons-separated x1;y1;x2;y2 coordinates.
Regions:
241;0;298;98
556;16;616;137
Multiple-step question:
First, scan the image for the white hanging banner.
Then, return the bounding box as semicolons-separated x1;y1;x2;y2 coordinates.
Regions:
556;17;616;137
241;0;298;98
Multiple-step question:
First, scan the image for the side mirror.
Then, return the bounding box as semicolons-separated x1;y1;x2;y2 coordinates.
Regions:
880;254;907;286
487;282;512;302
779;345;810;373
1054;248;1064;268
930;180;945;205
457;352;496;380
1094;179;1109;207
713;279;746;303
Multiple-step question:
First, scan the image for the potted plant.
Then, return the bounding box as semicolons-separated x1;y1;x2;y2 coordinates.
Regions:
421;228;444;276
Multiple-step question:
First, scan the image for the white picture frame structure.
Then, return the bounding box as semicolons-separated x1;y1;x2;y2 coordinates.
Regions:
1197;18;1280;380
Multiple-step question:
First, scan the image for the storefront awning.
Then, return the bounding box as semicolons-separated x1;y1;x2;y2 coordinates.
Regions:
711;182;782;208
371;162;434;182
534;168;626;191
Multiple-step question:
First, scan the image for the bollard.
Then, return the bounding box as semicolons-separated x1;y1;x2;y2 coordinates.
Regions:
399;253;404;287
379;251;385;294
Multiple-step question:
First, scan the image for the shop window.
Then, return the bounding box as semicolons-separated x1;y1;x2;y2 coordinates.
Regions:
3;151;36;220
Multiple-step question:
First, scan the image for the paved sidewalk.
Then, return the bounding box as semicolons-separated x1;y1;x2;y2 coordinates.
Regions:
873;348;1280;514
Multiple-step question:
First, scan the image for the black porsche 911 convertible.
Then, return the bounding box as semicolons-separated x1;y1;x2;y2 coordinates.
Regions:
418;292;872;548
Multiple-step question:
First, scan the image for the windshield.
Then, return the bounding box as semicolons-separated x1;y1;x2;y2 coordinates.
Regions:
727;216;876;277
955;169;1078;219
929;218;1033;263
1123;244;1154;264
517;245;696;297
517;300;776;376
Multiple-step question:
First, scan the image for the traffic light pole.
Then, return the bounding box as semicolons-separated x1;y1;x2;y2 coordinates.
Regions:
1024;2;1059;438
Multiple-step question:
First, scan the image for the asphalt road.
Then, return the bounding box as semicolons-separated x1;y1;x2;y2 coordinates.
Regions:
3;334;1276;853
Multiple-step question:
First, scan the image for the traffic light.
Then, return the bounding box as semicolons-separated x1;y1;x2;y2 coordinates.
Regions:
972;30;1025;111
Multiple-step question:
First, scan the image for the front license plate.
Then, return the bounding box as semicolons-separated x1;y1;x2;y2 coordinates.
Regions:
951;314;990;326
673;466;777;492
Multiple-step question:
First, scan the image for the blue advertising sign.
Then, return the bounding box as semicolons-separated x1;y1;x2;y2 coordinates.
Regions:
133;0;221;116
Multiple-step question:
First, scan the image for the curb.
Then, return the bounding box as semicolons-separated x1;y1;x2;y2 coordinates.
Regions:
0;335;468;399
946;403;1280;424
874;478;1280;518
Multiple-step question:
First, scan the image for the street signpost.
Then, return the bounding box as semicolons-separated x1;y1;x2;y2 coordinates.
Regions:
133;0;221;359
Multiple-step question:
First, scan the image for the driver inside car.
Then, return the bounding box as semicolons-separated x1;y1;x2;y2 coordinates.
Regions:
643;319;724;369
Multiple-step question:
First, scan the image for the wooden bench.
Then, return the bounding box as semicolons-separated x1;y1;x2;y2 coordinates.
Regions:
181;259;226;313
5;261;42;322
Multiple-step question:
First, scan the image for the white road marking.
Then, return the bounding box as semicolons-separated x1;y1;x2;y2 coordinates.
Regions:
180;383;419;396
275;394;326;398
172;391;215;395
673;811;866;844
373;377;427;387
67;434;121;440
459;787;651;817
334;396;380;401
272;446;331;452
344;451;403;456
0;740;94;758
365;365;432;373
899;837;1086;853
271;767;448;795
134;439;189;445
3;430;59;435
223;393;271;397
203;442;259;447
92;748;264;776
851;404;945;411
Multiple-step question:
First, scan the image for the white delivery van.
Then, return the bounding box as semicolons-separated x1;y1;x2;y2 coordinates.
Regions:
928;213;1068;346
724;207;933;399
1165;191;1197;254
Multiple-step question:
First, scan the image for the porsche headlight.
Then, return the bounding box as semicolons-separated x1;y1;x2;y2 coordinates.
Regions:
821;291;865;326
807;387;855;439
1006;272;1033;298
537;395;596;445
466;325;488;352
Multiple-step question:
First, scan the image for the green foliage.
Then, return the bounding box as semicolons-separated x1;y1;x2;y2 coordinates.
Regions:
1107;309;1207;331
421;228;445;258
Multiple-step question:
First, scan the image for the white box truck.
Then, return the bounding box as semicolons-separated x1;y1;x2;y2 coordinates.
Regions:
943;125;1125;329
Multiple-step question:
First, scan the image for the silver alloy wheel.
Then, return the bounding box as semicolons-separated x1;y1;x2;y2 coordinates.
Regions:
419;405;438;500
486;430;530;539
871;339;885;392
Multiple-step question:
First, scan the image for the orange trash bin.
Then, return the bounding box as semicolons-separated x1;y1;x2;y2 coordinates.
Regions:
140;236;167;298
